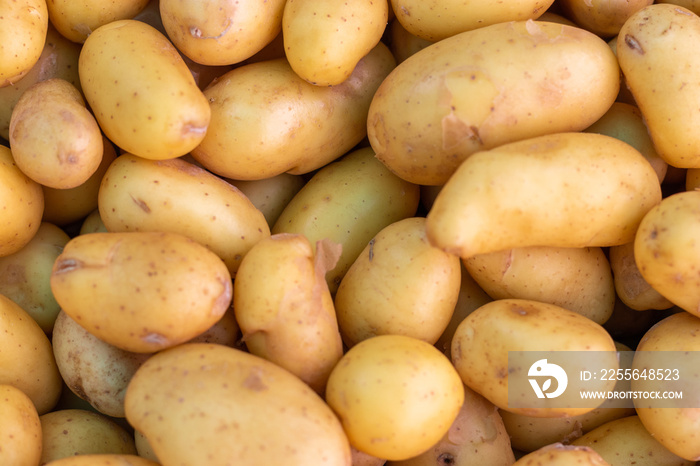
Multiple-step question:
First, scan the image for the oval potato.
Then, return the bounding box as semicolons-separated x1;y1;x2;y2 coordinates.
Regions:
46;0;150;43
79;19;210;160
0;384;42;466
368;20;620;185
426;132;662;259
0;0;48;87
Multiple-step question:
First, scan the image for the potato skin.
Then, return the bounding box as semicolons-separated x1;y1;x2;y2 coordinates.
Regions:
513;443;610;465
426;132;662;259
47;0;150;43
124;343;352;466
0;0;48;87
368;20;620;185
617;4;700;168
0;384;42;466
50;231;232;353
79;19;210;160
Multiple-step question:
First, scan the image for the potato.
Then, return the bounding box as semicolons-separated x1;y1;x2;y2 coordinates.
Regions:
334;217;461;347
79;19;210;160
367;20;620;185
617;4;700;168
47;0;149;43
42;135;117;227
634;191;700;317
79;209;108;235
0;384;42;466
134;431;158;463
513;443;610;465
0;145;44;257
97;153;270;276
0;0;48;87
571;415;695;465
557;0;652;37
0;293;62;414
385;384;515;466
584;102;667;183
39;409;137;464
50;231;232;353
390;0;553;41
44;455;160;466
225;173;306;228
501;405;636;453
325;334;464;461
630;312;700;461
0;23;81;141
125;342;352;465
283;0;388;86
451;299;618;418
51;310;151;418
9;78;103;189
191;42;396;180
0;222;70;333
656;0;700;15
160;0;286;66
233;234;344;394
272;147;420;293
387;18;434;64
426;132;662;259
609;241;674;311
464;246;615;325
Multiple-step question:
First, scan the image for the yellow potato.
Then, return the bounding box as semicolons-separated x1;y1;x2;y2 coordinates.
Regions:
97;153;270;276
283;0;388;86
334;217;461;346
451;299;618;418
387;18;434;64
584;102;667;183
386;384;515;466
44;455;160;466
40;409;137;464
47;0;149;43
0;384;42;466
272;147;420;293
617;4;700;168
79;19;210;160
325;334;465;461
50;231;232;353
0;0;48;87
634;191;700;317
0;222;70;333
390;0;553;41
656;0;700;14
226;173;306;228
631;312;700;461
42;135;117;227
426;132;662;259
79;209;108;235
233;234;344;394
160;0;286;66
571;415;695;465
368;20;620;185
0;293;62;414
608;241;674;311
191;43;396;180
0;23;82;141
513;443;610;465
0;145;44;257
125;342;352;465
557;0;652;37
9;78;103;189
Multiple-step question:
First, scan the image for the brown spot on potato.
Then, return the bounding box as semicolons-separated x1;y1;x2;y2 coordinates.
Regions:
130;195;151;213
243;369;268;392
624;34;645;55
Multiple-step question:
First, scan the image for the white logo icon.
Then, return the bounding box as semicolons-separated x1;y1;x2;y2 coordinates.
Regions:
528;359;568;399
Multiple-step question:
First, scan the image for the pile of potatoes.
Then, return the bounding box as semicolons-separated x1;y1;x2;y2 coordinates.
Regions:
3;0;700;464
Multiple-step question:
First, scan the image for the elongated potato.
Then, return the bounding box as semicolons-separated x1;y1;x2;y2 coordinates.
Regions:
191;43;396;180
368;19;620;185
617;4;700;168
272;147;420;293
334;217;461;347
50;231;232;353
233;234;344;394
125;343;352;465
451;299;618;418
426;132;662;259
98;154;270;276
464;246;614;325
79;19;210;160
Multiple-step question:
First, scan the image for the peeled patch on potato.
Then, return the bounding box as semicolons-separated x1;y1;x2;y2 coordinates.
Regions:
50;231;232;353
